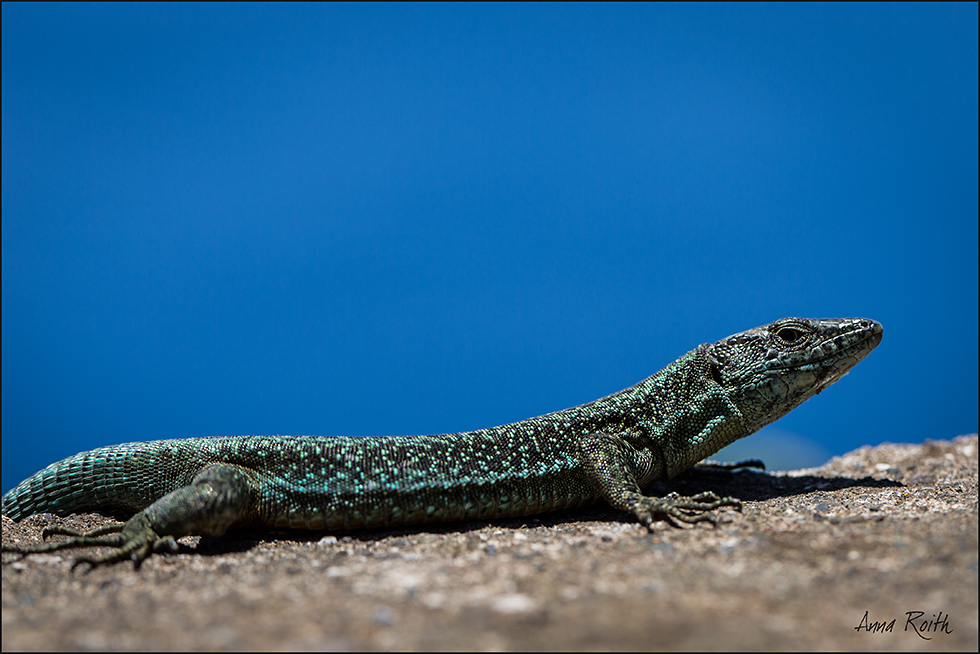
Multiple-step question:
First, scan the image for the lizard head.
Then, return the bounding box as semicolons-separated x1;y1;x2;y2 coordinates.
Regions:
707;317;883;435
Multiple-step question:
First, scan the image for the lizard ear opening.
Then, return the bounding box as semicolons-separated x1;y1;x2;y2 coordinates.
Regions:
709;362;723;385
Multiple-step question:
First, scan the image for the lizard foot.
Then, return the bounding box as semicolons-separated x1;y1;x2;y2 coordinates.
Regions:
2;514;178;571
634;491;742;528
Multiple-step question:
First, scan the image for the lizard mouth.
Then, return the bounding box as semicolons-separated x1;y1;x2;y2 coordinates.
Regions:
810;321;883;391
833;320;883;360
869;326;884;350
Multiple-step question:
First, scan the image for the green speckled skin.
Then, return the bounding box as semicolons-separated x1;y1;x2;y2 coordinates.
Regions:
2;317;882;567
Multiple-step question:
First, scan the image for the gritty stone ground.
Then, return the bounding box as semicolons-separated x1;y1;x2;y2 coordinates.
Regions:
3;435;977;651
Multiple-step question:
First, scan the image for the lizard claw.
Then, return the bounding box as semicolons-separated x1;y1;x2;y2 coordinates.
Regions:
4;514;170;571
635;491;742;528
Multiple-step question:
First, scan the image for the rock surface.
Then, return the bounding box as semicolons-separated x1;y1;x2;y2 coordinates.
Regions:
3;435;977;651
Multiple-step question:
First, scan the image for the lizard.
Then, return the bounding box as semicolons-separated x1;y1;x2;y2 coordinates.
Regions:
2;317;882;569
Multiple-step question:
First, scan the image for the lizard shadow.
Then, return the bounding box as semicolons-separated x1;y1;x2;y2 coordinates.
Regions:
190;468;904;558
645;466;904;503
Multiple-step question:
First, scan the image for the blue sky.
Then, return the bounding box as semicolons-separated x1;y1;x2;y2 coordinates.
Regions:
2;4;977;492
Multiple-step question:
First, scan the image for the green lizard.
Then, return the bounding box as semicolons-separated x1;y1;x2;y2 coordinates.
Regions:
2;317;882;568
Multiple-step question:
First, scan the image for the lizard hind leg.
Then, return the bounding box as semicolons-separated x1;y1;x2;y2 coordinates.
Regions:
3;513;178;570
3;462;252;570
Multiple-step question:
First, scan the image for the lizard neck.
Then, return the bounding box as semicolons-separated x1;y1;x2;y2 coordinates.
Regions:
638;346;749;479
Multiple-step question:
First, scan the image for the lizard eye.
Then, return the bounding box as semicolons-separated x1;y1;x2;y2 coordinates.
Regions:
775;326;805;343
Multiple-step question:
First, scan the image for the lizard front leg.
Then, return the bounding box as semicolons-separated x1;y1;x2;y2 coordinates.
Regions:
575;433;741;527
3;463;251;570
